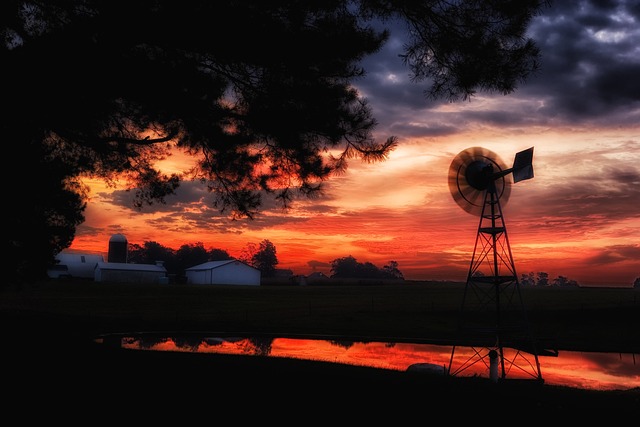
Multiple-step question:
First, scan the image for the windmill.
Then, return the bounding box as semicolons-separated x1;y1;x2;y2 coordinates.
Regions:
446;146;543;382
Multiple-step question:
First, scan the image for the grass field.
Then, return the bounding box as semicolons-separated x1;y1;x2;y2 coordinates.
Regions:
2;279;639;417
2;279;639;352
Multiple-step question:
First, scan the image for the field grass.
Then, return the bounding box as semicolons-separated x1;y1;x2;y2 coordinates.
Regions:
2;279;639;352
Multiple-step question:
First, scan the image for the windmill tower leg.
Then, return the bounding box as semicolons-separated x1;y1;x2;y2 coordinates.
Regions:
448;186;543;382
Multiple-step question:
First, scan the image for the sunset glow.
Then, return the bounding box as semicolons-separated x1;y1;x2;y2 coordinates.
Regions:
68;2;639;287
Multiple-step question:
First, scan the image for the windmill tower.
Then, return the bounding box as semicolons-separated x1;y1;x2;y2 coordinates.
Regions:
446;147;542;382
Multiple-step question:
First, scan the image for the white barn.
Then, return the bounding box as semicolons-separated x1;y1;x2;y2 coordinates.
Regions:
94;261;168;284
48;252;104;279
185;260;261;286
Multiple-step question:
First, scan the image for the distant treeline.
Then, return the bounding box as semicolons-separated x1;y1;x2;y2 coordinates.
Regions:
126;241;404;282
126;240;640;287
519;271;579;287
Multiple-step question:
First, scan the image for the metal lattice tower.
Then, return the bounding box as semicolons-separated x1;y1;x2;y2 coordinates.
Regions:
446;147;543;382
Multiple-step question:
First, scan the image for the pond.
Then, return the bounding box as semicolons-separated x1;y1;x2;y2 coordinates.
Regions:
97;333;639;391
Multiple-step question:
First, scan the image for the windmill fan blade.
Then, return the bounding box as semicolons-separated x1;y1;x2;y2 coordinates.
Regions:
494;175;512;205
448;147;512;216
460;184;484;207
468;187;486;208
451;188;483;215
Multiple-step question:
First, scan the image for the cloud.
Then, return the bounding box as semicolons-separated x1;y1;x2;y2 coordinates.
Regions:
522;1;640;124
583;244;640;266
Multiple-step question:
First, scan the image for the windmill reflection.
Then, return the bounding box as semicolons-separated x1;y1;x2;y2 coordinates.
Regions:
106;333;639;391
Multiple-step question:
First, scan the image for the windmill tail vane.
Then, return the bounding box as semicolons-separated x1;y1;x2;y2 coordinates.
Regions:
511;147;534;183
491;147;534;183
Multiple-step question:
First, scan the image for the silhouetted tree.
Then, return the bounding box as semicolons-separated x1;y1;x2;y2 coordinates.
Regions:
536;272;549;287
128;241;175;264
3;1;548;283
520;272;536;286
634;277;640;289
208;248;231;261
238;243;257;265
330;256;403;280
7;143;87;285
247;337;274;356
111;240;232;280
331;256;361;279
521;271;579;287
127;243;145;264
173;336;204;352
246;240;278;278
361;262;383;279
136;337;170;350
329;341;355;350
174;242;210;277
382;261;404;280
552;276;579;287
127;241;177;273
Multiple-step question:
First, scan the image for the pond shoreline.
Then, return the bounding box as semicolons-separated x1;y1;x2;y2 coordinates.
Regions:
2;282;639;416
4;314;639;418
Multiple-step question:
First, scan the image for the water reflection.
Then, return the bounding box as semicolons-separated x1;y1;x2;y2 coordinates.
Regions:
107;334;639;391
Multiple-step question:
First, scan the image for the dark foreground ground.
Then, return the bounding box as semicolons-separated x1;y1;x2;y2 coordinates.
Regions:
2;281;639;419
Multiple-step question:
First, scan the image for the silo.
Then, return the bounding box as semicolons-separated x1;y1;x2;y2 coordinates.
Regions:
108;233;128;263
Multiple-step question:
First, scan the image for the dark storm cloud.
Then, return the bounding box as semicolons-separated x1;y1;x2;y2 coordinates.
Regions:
74;223;107;237
463;109;542;127
505;134;640;231
357;0;640;136
307;260;330;270
93;174;353;238
355;18;440;137
582;244;640;266
104;180;210;213
104;178;333;220
604;165;640;185
523;0;640;124
513;172;640;222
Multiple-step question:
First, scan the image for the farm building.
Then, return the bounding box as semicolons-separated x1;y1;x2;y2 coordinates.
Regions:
94;261;168;284
48;252;104;279
185;259;261;286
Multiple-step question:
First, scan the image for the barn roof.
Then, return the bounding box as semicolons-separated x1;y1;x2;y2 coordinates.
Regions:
185;259;257;271
55;252;104;263
96;261;166;272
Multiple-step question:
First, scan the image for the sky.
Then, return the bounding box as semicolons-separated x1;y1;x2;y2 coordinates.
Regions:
68;1;640;287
